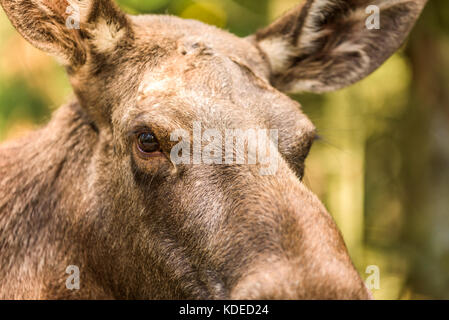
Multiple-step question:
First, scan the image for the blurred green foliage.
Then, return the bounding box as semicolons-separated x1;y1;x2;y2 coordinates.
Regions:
0;0;448;299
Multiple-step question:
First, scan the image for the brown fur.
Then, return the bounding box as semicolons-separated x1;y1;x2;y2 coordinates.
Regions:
0;0;426;299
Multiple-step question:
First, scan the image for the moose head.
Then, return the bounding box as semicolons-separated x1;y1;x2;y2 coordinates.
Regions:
0;0;427;299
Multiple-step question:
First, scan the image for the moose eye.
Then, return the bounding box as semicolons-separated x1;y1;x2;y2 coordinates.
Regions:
136;131;160;155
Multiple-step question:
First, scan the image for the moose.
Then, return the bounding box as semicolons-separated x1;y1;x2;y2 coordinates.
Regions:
0;0;427;299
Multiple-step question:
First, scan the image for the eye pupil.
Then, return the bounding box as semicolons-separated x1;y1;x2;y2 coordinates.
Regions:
137;132;160;154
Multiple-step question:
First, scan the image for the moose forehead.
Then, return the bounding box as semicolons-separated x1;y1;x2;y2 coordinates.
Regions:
119;16;315;141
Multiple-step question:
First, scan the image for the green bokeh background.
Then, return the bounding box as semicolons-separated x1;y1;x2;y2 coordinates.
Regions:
1;0;448;299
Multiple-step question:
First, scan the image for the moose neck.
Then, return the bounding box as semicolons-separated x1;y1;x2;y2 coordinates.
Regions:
0;100;107;298
0;101;172;299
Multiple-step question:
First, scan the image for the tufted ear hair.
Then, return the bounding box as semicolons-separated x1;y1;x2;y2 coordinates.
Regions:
253;0;428;93
0;0;132;68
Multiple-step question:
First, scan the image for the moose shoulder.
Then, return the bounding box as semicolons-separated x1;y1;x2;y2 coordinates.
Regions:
0;0;427;299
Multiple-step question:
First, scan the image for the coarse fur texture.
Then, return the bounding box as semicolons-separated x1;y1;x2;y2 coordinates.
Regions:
0;0;427;299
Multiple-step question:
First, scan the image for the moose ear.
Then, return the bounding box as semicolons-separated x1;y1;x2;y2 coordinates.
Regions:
0;0;131;67
253;0;427;93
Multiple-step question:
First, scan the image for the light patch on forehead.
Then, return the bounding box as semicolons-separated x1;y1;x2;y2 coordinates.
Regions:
89;17;126;52
137;75;183;102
